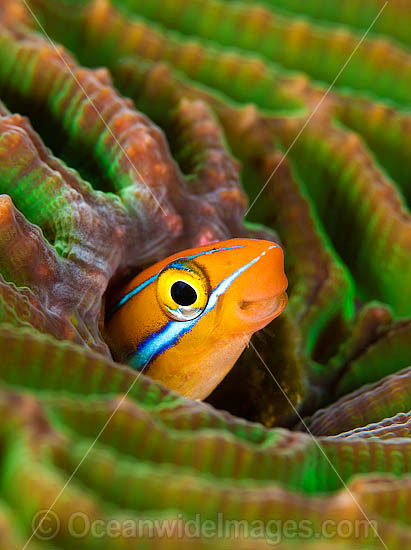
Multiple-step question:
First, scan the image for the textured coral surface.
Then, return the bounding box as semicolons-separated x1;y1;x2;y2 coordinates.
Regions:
0;0;410;548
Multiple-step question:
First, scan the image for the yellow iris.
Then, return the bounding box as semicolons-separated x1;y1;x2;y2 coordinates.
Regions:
156;259;210;321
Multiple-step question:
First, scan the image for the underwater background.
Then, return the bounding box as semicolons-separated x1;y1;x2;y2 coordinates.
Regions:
0;0;410;547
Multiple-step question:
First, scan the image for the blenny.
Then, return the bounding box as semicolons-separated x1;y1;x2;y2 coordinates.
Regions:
105;239;288;400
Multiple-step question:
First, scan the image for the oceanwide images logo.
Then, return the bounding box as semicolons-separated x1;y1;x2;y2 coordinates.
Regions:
31;510;379;544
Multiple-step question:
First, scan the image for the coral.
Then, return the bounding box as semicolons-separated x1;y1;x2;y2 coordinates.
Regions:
0;0;410;548
0;6;263;354
1;326;411;549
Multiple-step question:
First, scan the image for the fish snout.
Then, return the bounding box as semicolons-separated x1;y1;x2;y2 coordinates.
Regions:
236;243;288;327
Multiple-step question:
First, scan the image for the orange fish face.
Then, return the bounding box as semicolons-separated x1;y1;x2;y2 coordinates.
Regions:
104;238;288;400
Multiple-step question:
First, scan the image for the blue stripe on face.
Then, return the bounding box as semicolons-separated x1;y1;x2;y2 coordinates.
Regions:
107;273;158;319
127;246;278;371
106;245;244;319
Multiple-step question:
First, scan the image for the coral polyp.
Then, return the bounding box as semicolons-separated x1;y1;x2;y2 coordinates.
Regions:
0;0;410;548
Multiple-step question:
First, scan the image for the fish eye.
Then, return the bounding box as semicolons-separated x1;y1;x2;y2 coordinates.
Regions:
157;259;209;321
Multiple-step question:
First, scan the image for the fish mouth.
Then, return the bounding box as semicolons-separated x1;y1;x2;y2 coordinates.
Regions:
238;291;288;323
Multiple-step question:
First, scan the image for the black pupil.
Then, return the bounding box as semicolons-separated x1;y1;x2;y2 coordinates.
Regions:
170;281;197;306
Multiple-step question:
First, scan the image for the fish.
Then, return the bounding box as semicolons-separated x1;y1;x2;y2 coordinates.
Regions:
104;238;288;400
